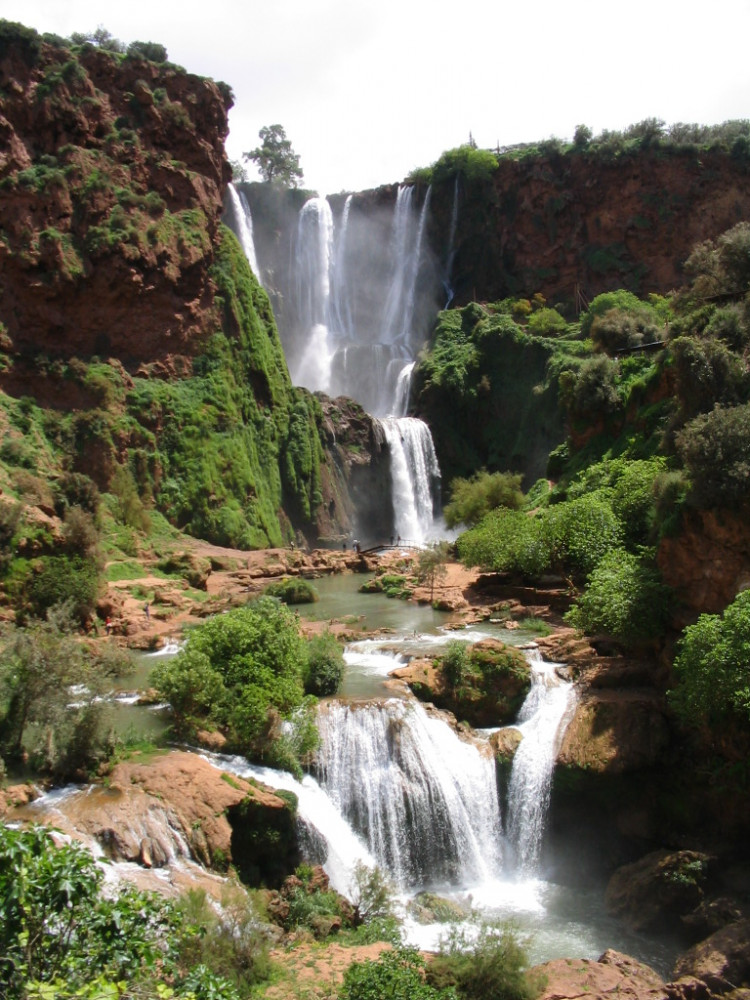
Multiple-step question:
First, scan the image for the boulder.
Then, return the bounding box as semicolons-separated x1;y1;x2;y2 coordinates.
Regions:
535;948;666;1000
673;919;750;991
606;850;714;935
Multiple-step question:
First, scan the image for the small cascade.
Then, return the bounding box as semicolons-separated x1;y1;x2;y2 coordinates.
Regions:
505;651;577;875
315;699;503;890
379;415;441;543
226;183;260;278
393;361;415;418
329;194;354;340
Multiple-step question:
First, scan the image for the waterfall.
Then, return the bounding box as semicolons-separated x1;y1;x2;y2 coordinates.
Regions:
443;175;459;307
379;416;441;543
380;186;432;349
292;196;334;393
315;699;503;890
329;194;354;340
505;651;577;874
226;183;260;278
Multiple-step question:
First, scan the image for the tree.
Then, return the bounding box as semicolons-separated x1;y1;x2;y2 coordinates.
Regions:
444;470;523;528
564;549;671;644
244;124;304;187
415;540;452;602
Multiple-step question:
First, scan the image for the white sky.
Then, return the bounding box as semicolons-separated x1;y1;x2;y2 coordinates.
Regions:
4;0;750;195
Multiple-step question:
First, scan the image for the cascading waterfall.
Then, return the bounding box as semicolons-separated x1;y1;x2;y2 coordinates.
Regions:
443;175;459;307
226;183;260;278
504;650;578;875
315;699;503;890
226;182;443;540
379;416;441;543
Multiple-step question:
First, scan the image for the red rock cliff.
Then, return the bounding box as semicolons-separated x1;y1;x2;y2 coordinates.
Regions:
0;32;232;373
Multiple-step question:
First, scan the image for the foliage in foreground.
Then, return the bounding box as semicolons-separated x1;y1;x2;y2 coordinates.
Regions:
0;823;270;1000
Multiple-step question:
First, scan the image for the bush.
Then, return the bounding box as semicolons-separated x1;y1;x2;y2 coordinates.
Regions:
152;598;309;763
542;494;623;580
558;355;622;422
444;470;524;528
304;631;345;696
564;549;671;644
442;640;468;691
339;947;450;1000
670;336;748;423
27;554;100;624
675;403;750;506
264;576;319;604
526;307;568;337
590;306;661;354
580;289;654;339
427;922;542;1000
670;589;750;727
457;508;550;579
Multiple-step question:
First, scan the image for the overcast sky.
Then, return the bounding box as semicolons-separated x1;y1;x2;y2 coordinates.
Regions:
4;0;750;195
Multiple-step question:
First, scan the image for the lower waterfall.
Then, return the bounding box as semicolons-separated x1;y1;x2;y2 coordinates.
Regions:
379;416;441;544
315;699;503;889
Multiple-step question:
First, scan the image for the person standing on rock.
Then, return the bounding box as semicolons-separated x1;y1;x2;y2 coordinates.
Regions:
144;602;150;621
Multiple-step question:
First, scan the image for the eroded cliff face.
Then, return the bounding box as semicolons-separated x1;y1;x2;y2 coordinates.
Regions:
0;30;231;374
429;149;750;308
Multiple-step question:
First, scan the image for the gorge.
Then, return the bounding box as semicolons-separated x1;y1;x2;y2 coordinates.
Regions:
2;20;750;1000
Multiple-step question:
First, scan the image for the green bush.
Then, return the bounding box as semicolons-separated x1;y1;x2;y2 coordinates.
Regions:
458;508;550;579
526;307;568;337
152;598;310;765
670;589;750;727
442;640;468;692
675;402;750;506
558;355;622;422
304;631;345;696
27;554;100;624
444;470;524;528
564;549;671;644
590;306;661;354
339;947;451;1000
670;336;748;424
579;289;652;338
264;576;319;604
427;922;543;1000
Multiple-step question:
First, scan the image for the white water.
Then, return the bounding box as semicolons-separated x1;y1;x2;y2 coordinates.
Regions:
316;699;503;889
379;415;441;543
505;651;578;874
226;183;259;278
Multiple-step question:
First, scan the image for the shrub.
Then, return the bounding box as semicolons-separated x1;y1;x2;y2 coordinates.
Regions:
580;290;653;339
670;589;750;727
304;631;345;696
526;307;568;337
339;947;448;1000
264;576;319;604
675;403;750;506
564;549;671;644
542;494;623;580
558;355;622;422
442;640;468;691
152;599;308;762
590;306;661;354
444;470;524;528
457;508;550;579
670;336;748;423
427;922;542;1000
27;554;100;624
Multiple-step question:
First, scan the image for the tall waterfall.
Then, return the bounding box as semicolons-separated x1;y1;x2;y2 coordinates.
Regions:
315;699;503;890
226;184;259;278
505;651;577;874
226;182;443;541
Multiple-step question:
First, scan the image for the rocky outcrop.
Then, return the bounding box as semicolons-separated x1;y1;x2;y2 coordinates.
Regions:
11;751;297;874
673;919;750;992
606;850;714;936
0;29;232;373
535;949;667;1000
658;508;750;625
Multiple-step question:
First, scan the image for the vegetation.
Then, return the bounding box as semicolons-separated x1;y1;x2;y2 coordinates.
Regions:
669;590;750;727
0;602;133;778
0;823;271;999
304;630;345;696
444;470;524;528
264;576;319;604
244;124;304;187
151;599;323;771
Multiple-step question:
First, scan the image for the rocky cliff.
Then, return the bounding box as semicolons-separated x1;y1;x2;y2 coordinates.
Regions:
427;146;750;309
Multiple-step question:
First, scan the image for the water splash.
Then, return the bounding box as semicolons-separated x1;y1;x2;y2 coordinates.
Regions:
505;650;577;874
379;416;441;543
315;699;503;890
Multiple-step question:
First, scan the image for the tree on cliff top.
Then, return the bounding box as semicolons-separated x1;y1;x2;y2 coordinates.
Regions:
244;124;304;187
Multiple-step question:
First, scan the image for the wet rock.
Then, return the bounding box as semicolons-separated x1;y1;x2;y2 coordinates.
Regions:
535;948;666;1000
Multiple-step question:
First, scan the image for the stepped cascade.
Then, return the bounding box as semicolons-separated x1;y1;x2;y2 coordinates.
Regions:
226;183;443;543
